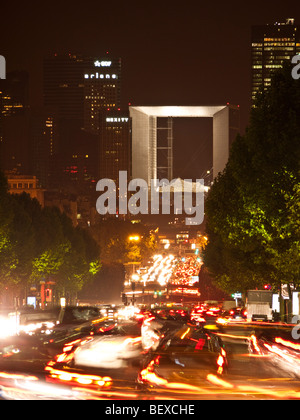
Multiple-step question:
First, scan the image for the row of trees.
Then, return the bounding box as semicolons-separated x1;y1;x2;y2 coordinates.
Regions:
203;63;300;295
0;172;101;305
0;168;159;306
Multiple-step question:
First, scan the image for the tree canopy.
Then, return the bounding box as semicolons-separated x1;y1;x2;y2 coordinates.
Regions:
0;179;101;302
90;218;157;265
203;63;300;294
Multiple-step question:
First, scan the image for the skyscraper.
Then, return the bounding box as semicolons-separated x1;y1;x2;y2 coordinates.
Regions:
43;53;122;188
83;57;121;134
43;53;87;185
0;70;29;117
31;109;58;188
251;18;300;103
0;71;31;173
99;110;131;185
43;53;86;121
44;54;121;126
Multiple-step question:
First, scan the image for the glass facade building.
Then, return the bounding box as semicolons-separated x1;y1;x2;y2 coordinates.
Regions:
43;54;122;190
251;18;300;103
98;110;131;185
84;58;121;134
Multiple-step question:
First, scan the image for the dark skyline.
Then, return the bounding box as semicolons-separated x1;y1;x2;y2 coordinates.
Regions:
1;0;300;180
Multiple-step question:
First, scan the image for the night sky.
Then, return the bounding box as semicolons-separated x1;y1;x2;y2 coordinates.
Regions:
1;0;300;180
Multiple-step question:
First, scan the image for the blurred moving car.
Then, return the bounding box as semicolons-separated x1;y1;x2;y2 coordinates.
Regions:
248;333;300;379
139;323;228;393
140;306;190;351
0;306;118;364
44;320;143;392
190;305;221;325
58;306;101;325
220;307;247;321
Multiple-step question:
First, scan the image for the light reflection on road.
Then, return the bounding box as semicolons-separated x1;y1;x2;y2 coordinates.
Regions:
1;318;300;400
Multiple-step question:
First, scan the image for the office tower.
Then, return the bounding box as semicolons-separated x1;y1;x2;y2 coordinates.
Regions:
0;70;29;117
31;109;58;188
251;18;300;103
99;110;131;185
43;54;121;129
43;53;92;190
0;71;29;148
0;71;31;173
0;112;31;174
43;54;122;190
43;53;86;121
61;128;99;193
83;57;122;133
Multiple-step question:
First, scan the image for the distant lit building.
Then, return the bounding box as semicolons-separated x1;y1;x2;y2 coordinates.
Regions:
43;54;121;129
0;70;29;118
43;53;90;188
83;57;121;133
129;105;239;182
42;54;122;192
251;18;300;103
6;174;45;207
0;112;31;174
62;134;99;194
0;71;30;173
31;109;58;188
99;110;131;185
43;54;86;121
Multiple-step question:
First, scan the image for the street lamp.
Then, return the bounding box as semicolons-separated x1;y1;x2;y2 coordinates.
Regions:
129;235;140;242
131;274;139;282
126;235;141;305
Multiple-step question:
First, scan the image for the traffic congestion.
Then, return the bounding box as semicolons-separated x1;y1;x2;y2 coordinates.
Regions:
0;300;300;400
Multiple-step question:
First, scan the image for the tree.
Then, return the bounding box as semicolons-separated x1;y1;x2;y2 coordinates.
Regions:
91;219;157;264
203;62;300;295
32;207;101;301
0;171;101;305
54;221;101;299
0;174;19;290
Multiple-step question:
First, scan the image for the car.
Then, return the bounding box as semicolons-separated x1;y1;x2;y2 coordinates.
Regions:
221;307;247;321
141;306;190;351
138;322;228;395
58;306;101;324
44;320;143;394
191;305;221;325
